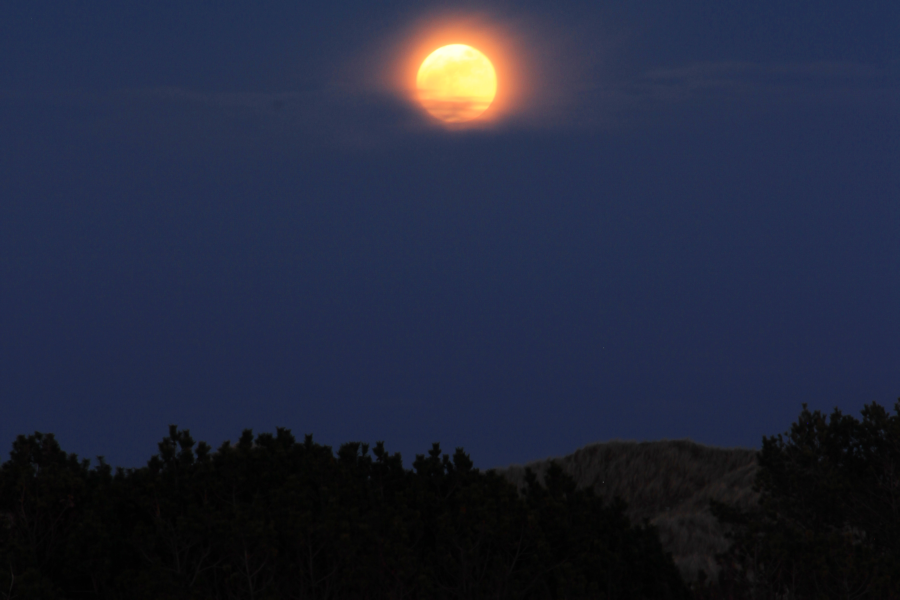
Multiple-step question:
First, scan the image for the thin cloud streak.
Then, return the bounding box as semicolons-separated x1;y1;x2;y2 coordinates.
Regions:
2;60;895;154
611;60;898;107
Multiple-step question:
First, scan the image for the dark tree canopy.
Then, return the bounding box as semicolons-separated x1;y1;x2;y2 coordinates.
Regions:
0;426;691;600
697;399;900;600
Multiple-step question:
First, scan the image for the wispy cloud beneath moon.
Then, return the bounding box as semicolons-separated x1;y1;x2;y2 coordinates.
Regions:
2;60;895;156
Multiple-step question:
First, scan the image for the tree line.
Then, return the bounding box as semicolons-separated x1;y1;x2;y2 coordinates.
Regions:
0;427;689;599
2;397;898;599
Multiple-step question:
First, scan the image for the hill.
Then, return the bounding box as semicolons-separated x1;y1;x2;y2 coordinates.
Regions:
489;439;760;585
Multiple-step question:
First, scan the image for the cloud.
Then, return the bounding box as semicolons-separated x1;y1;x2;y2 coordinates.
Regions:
551;59;899;131
614;60;897;108
1;83;417;156
1;59;895;157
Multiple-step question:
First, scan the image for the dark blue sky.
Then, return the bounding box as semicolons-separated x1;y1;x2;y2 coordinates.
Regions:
2;1;898;470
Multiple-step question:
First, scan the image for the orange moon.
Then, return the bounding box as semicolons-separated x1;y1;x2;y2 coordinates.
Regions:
416;44;497;123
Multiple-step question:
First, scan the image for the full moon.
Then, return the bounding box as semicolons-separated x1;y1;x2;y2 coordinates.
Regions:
416;44;497;123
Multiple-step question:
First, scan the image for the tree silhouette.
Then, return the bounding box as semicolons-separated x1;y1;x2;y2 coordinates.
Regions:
1;426;692;599
697;399;900;599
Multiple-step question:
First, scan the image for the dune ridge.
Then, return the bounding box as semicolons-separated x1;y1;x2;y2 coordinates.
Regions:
489;439;760;584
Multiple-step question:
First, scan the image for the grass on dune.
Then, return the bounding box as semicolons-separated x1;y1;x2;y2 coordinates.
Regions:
489;439;760;585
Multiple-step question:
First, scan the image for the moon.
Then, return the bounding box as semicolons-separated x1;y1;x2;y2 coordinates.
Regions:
416;44;497;123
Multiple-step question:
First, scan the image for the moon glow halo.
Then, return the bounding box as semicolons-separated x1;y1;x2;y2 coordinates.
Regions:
416;44;497;123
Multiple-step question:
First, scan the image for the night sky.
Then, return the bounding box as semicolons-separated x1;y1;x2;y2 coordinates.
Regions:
2;1;898;471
